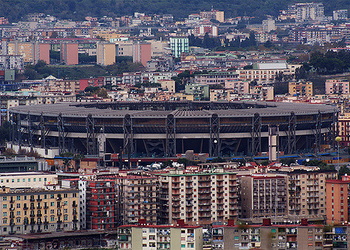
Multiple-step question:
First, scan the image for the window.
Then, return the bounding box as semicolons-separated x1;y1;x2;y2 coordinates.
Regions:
50;202;55;206
16;196;20;201
16;211;20;215
64;215;68;221
2;197;7;201
3;204;7;209
50;216;55;222
16;204;20;208
3;212;7;216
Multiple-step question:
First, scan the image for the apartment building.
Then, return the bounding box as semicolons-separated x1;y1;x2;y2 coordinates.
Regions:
118;220;203;250
159;79;175;93
5;41;49;64
133;42;152;67
60;43;79;65
0;172;57;188
170;37;189;58
325;79;350;95
240;174;288;218
158;169;239;225
288;81;313;96
338;113;350;147
194;71;239;85
224;79;249;94
287;170;338;218
96;42;116;66
237;63;301;83
0;187;79;235
326;179;350;225
212;219;325;250
117;175;158;225
78;179;118;230
249;85;274;100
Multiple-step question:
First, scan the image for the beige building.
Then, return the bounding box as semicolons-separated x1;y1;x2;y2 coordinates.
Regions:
238;63;301;83
117;175;158;225
0;187;79;235
118;222;203;250
250;85;274;100
240;174;288;218
0;172;57;189
212;219;324;250
287;170;337;218
116;41;134;57
159;79;175;93
288;81;313;96
7;41;39;64
97;42;116;66
150;40;169;57
158;169;239;225
325;79;350;95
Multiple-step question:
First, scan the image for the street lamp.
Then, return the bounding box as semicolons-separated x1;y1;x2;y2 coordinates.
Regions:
335;136;342;170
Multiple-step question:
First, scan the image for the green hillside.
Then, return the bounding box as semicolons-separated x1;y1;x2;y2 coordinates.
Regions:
0;0;349;22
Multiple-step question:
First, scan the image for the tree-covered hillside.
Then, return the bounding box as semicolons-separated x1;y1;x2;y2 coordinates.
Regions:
1;0;349;22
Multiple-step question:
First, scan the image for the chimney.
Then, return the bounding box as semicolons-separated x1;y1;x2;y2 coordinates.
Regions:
177;219;186;227
138;219;147;225
300;219;308;226
227;219;235;226
262;218;272;226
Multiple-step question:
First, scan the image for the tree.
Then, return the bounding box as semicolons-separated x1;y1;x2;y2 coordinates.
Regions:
338;166;350;179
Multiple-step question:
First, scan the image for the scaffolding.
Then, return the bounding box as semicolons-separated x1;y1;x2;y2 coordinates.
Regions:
123;114;134;167
210;114;220;157
251;113;262;156
313;111;322;153
165;114;176;157
287;112;297;155
86;114;97;155
57;113;67;154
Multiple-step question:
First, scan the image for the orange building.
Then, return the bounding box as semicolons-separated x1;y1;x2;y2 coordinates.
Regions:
326;179;350;225
60;43;78;65
132;42;151;67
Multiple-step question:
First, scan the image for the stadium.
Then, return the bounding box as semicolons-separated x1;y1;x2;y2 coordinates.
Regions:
8;101;337;158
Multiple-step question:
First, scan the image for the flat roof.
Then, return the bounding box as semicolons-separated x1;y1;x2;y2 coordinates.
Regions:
9;101;337;119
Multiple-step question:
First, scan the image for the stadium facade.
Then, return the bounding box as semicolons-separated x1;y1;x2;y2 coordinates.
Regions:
8;101;337;158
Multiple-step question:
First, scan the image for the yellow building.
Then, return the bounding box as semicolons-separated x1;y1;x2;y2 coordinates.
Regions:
0;187;79;235
288;81;313;96
97;42;116;66
159;79;175;93
7;41;35;63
